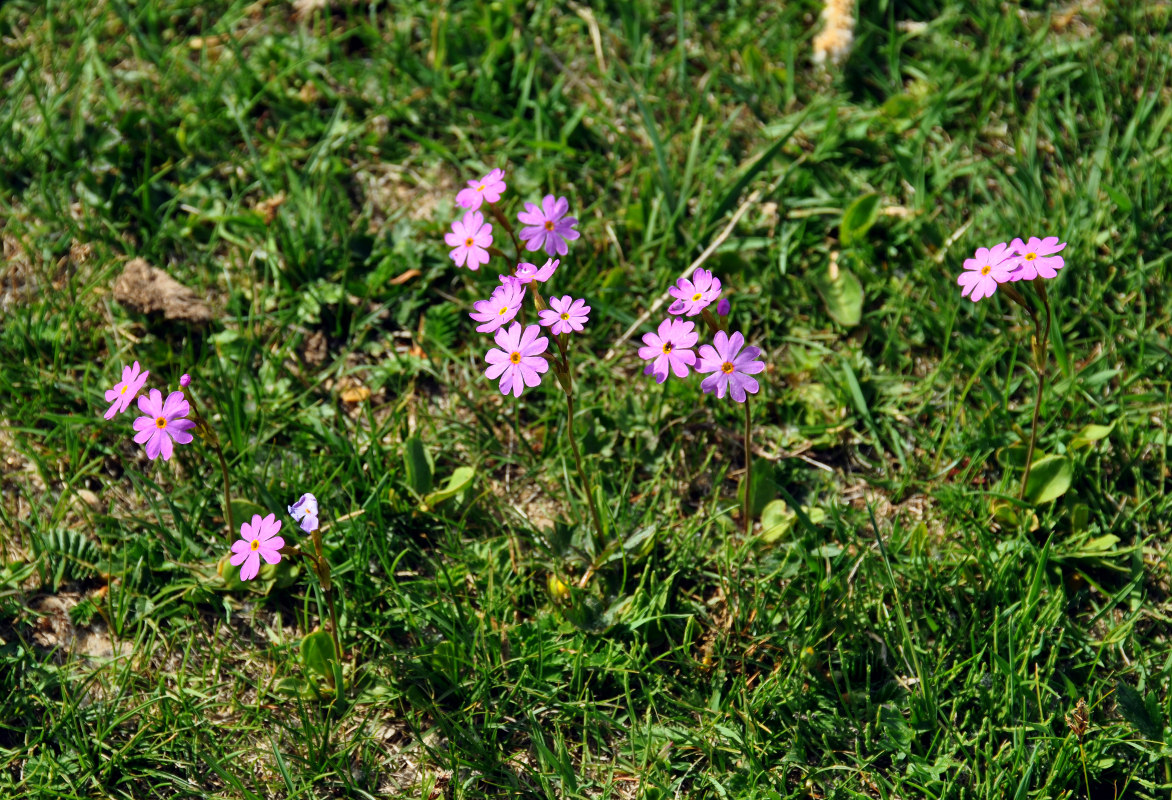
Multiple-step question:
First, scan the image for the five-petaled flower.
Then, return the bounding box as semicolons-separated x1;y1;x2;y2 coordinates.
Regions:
517;195;580;256
230;513;285;581
539;295;590;335
484;322;549;397
696;330;765;403
445;210;494;270
456;168;507;210
638;318;698;383
668;268;722;316
103;361;150;420
132;389;196;461
1008;236;1067;281
514;258;559;285
288;493;319;533
957;242;1015;302
470;277;526;333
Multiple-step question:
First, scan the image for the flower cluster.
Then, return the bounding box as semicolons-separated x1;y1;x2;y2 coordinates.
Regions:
101;361;196;461
637;268;765;403
957;236;1067;303
445;168;589;398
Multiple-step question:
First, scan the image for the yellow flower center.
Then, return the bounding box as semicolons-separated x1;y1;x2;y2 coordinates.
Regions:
560;312;570;321
250;539;260;551
476;184;485;192
498;306;510;316
980;265;991;275
662;343;673;354
120;385;128;394
155;416;167;429
465;237;474;247
544;221;554;231
692;292;702;302
721;362;735;375
509;351;522;364
1024;252;1037;261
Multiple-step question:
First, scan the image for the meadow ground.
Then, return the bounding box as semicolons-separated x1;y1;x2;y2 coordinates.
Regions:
2;1;1172;797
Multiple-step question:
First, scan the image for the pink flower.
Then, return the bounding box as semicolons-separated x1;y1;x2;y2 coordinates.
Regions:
539;295;590;335
514;258;559;284
668;268;722;316
957;242;1016;302
1008;236;1067;281
178;373;191;388
288;493;319;533
638;318;698;383
445;210;493;270
103;361;150;419
484;322;549;397
696;330;765;403
456;168;507;210
517;195;580;256
229;513;285;581
470;277;526;333
131;389;196;461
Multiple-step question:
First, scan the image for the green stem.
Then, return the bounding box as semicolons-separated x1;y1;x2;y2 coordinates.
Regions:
743;396;752;537
311;527;343;661
185;388;234;538
566;391;605;548
488;203;523;265
1019;286;1052;502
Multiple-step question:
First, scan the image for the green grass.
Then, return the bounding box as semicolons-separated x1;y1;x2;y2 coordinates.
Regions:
2;0;1172;797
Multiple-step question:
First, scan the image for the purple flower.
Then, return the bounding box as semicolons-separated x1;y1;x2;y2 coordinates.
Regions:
539;295;590;335
103;361;150;419
445;210;493;270
484;322;549;397
470;278;526;333
517;195;580;256
638;318;698;383
957;242;1016;302
132;389;196;460
229;513;285;581
514;258;559;284
456;168;507;210
1008;236;1067;281
288;493;319;533
178;373;191;388
716;298;730;317
696;330;765;403
668;268;722;316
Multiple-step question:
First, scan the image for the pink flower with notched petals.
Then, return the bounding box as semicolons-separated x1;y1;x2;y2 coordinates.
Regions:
514;258;559;285
132;389;196;461
638;318;698;383
517;195;579;256
229;513;285;581
957;242;1015;302
668;268;722;316
696;330;765;403
445;210;493;270
1008;236;1067;281
470;277;526;333
103;361;150;419
484;322;549;397
288;493;319;533
539;295;590;335
456;168;506;210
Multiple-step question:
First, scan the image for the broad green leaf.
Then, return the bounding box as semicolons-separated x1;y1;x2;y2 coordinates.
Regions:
996;444;1046;469
1115;681;1163;739
423;466;475;507
403;437;433;497
1070;422;1115;450
301;630;338;686
228;499;267;529
840;193;881;246
1024;455;1073;504
810;263;863;327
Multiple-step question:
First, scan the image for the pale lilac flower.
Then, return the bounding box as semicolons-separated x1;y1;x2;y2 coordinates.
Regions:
638;318;698;383
229;513;285;581
696;330;765;403
539;296;590;335
445;210;493;270
514;258;559;284
668;268;722;316
288;493;319;533
716;298;731;317
470;278;526;333
1008;236;1067;281
179;373;191;388
517;195;579;256
132;389;196;461
103;361;150;419
484;322;549;397
456;168;507;210
957;242;1016;302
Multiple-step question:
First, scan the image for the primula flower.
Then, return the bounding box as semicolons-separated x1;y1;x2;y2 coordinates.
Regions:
484;322;549;397
470;278;526;333
539;295;590;335
230;513;285;581
103;361;150;419
668;268;722;316
696;330;765;403
1008;236;1067;281
638;318;698;383
132;389;196;461
957;242;1015;302
288;493;319;533
514;258;559;284
517;195;579;256
445;210;493;270
456;168;506;210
